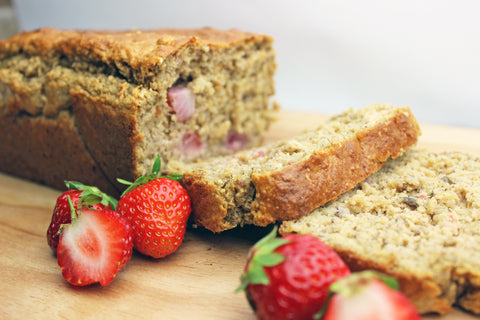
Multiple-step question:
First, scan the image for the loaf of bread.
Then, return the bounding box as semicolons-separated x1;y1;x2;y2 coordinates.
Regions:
280;148;480;315
0;27;277;196
169;103;421;232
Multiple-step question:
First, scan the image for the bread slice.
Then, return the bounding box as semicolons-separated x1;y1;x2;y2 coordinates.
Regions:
280;148;480;315
168;103;420;232
0;28;277;196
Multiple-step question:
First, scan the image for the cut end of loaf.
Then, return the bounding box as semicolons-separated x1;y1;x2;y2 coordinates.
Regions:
0;28;277;196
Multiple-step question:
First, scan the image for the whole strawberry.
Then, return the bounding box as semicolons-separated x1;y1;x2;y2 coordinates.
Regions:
46;181;118;253
57;198;133;287
237;227;351;320
116;156;191;258
322;271;421;320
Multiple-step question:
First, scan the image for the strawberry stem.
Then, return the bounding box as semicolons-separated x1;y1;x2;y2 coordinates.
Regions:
57;195;78;239
117;155;183;197
66;195;77;220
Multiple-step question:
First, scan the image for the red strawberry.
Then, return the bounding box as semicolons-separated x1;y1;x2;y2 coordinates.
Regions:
322;271;421;320
57;202;133;287
46;181;118;253
116;156;191;258
237;227;351;320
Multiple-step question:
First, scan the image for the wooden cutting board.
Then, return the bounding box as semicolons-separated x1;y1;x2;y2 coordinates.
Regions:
1;110;479;320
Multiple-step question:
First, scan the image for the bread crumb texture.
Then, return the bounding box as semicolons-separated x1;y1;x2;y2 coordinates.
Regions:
172;103;420;232
280;148;480;315
0;28;277;195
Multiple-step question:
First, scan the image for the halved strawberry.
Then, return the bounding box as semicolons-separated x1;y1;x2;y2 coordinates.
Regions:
57;203;133;287
321;271;421;320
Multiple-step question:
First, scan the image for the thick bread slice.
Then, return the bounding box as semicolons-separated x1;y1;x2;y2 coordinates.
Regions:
280;148;480;315
169;104;420;232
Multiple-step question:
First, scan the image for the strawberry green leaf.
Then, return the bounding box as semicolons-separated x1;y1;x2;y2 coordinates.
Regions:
254;253;285;267
64;181;84;190
256;238;289;256
252;225;279;249
248;264;270;285
116;178;133;186
329;270;400;297
118;175;153;197
67;195;76;220
165;174;183;182
372;271;399;290
118;155;183;197
64;180;118;210
313;297;331;320
236;226;289;293
151;155;161;176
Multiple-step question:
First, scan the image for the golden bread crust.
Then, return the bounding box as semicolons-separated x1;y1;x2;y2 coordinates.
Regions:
182;172;231;232
252;108;420;225
0;27;272;79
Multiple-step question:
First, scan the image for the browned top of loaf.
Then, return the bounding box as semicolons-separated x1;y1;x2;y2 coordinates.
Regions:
0;27;272;76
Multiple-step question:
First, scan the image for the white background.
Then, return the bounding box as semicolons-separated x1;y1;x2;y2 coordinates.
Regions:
13;0;480;128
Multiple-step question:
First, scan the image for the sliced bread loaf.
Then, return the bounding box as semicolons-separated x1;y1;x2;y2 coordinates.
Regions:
169;103;421;232
0;28;277;196
280;148;480;315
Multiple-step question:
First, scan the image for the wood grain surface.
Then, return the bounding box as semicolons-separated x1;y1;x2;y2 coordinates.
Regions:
1;110;479;320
